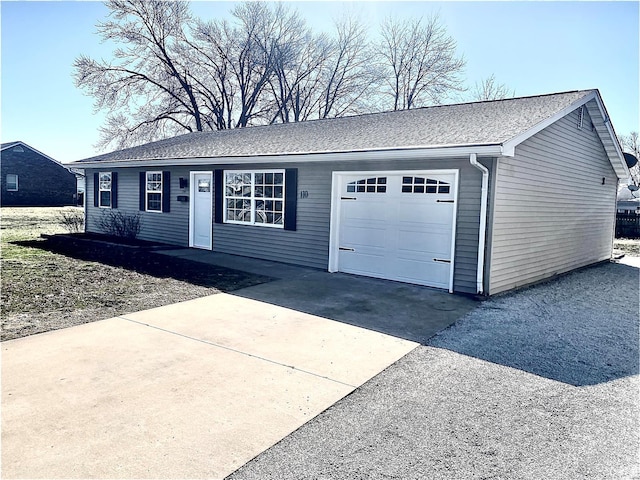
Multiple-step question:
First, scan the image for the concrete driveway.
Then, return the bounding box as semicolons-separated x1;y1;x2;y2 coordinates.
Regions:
2;291;420;479
2;251;479;479
228;260;639;480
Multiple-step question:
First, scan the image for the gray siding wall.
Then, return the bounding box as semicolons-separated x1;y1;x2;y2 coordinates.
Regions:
86;156;487;294
488;103;617;294
86;167;192;245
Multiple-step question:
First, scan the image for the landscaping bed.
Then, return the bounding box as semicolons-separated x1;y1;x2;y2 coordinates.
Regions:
1;207;272;341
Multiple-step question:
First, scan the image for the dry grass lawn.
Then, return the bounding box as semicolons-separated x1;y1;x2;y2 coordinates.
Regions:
1;207;268;341
614;238;640;257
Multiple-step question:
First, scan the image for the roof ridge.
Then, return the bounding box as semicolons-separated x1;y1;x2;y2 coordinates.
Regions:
75;89;599;164
179;89;597;136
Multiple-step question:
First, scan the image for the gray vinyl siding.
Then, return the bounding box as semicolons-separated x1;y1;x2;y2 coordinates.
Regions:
213;158;485;294
86;157;488;294
86;167;192;246
488;102;617;295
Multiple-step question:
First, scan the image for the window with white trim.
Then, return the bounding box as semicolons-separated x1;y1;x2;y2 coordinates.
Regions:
99;172;112;207
224;170;284;227
6;174;18;191
146;171;163;212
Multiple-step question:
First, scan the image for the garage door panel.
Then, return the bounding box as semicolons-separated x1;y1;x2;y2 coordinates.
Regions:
340;225;388;249
341;202;390;224
339;251;388;277
392;259;450;288
335;171;457;291
396;203;453;225
397;232;451;257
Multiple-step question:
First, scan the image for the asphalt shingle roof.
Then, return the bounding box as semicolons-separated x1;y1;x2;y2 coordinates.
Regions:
77;90;594;163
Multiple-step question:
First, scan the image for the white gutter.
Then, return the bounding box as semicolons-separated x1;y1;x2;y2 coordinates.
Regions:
72;144;504;169
470;153;489;295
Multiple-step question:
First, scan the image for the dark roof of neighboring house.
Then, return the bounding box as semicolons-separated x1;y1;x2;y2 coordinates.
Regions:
1;141;24;150
1;141;83;177
1;140;64;165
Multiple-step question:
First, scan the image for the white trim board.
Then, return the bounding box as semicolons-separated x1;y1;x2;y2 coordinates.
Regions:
189;171;213;250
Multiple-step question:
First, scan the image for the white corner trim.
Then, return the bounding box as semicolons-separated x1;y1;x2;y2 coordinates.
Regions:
328;171;341;273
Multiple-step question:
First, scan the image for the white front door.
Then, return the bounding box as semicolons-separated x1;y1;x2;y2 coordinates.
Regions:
190;171;213;250
330;170;458;291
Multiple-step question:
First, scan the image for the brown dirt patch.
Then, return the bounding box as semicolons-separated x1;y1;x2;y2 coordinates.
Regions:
1;207;271;341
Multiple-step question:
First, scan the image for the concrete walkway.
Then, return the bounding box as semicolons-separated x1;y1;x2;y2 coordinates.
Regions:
1;294;417;479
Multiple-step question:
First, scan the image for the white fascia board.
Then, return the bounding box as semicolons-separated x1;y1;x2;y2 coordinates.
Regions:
501;90;598;156
0;142;21;152
73;144;503;169
590;93;630;179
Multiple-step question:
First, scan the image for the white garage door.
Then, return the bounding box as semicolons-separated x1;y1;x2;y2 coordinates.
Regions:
331;170;458;291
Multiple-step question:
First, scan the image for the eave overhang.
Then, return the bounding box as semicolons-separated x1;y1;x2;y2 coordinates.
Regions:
501;90;629;179
71;144;504;170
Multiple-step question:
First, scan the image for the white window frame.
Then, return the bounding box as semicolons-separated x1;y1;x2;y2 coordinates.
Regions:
6;174;18;191
98;172;112;208
223;169;285;228
146;171;163;213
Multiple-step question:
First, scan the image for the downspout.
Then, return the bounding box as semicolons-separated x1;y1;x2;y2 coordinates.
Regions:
470;153;489;295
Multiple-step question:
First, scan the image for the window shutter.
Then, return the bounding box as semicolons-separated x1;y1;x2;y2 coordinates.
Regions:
93;172;99;207
162;171;171;213
111;172;118;209
284;168;297;231
139;172;146;211
214;169;223;223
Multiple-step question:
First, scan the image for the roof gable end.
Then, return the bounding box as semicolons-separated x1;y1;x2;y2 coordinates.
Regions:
501;90;628;179
1;141;72;171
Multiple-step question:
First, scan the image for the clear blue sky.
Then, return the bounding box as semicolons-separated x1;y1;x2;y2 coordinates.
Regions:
1;1;638;163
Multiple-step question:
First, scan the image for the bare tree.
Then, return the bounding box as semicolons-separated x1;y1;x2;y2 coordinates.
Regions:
178;2;302;129
74;0;202;150
317;16;380;118
267;31;332;123
471;74;515;101
375;14;465;110
267;14;378;123
75;2;468;150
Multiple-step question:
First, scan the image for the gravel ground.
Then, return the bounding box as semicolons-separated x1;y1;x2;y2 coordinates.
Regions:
228;261;639;480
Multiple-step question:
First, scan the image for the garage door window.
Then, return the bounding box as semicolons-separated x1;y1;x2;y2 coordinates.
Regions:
402;176;450;194
346;177;387;193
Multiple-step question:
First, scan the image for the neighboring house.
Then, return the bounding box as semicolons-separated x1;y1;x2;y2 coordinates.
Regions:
1;141;77;206
617;180;640;213
73;89;628;296
68;168;86;206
